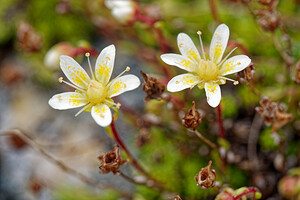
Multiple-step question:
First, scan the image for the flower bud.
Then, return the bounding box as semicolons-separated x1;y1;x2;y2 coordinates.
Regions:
215;187;235;200
278;176;300;197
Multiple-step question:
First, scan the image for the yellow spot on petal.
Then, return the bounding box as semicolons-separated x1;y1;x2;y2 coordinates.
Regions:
188;50;199;62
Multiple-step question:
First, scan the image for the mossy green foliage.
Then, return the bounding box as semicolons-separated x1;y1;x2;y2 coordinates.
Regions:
56;187;120;200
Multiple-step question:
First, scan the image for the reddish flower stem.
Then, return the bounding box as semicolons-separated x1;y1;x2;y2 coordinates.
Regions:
110;119;166;191
208;0;221;24
216;104;225;138
233;188;258;200
110;119;145;174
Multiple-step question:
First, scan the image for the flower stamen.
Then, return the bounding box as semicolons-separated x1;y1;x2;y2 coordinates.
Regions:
219;47;238;67
104;99;121;109
85;52;95;80
197;31;206;60
107;66;131;87
75;103;91;117
218;76;239;85
58;77;86;92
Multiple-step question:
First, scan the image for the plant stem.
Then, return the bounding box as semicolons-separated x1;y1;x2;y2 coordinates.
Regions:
190;129;218;150
233;188;258;200
216;104;225;139
208;0;221;24
119;171;148;187
110;119;166;191
0;130;130;198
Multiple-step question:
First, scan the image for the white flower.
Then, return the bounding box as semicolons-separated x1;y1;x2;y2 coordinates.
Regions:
161;24;251;107
105;0;136;24
48;44;140;127
44;42;74;70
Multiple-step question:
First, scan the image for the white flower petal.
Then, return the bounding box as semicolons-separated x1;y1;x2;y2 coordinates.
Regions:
60;56;91;89
160;53;198;72
105;0;132;8
95;45;116;85
177;33;201;63
111;7;134;24
107;74;140;98
167;73;200;92
91;104;112;127
204;82;221;108
220;55;251;76
48;92;88;110
209;24;229;64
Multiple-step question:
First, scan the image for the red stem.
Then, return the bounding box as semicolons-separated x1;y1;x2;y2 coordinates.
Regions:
110;119;165;189
216;104;225;138
208;0;221;24
233;188;258;200
110;120;145;173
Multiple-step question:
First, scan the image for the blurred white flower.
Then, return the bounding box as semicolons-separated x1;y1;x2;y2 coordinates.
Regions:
49;44;140;127
44;42;74;70
105;0;136;24
161;24;251;107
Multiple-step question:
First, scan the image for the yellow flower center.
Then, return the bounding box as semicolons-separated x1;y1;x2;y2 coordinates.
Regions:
197;60;220;82
86;80;107;104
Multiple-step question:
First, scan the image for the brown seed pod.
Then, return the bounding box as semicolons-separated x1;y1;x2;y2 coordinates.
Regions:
183;101;202;130
140;70;165;101
195;160;216;189
98;146;127;175
256;97;292;132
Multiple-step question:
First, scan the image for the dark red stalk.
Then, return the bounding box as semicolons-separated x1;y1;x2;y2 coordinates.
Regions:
110;119;145;174
110;119;166;192
233;188;258;200
208;0;221;24
216;104;225;138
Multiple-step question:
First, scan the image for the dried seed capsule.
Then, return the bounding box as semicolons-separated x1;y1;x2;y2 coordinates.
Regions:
183;101;202;130
195;160;216;189
140;71;165;101
98;146;127;175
